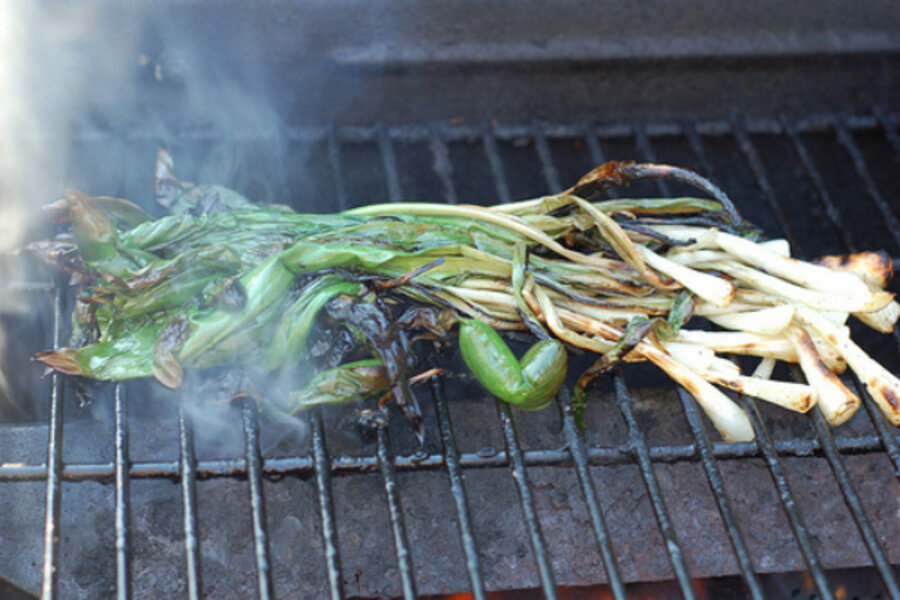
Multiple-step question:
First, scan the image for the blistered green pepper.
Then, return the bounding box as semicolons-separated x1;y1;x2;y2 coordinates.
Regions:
458;318;567;410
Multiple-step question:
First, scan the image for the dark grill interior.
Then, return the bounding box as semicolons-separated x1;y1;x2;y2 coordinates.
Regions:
1;111;900;598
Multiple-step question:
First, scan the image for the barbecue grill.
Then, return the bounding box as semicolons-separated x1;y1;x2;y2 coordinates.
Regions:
1;2;899;599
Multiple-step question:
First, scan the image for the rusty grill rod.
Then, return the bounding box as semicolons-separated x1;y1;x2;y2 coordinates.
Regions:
498;401;559;597
739;394;835;599
0;433;888;482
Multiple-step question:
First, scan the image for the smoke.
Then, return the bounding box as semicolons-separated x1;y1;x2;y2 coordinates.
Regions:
0;2;303;439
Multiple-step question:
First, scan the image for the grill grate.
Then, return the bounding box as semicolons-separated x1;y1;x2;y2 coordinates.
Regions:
3;110;900;599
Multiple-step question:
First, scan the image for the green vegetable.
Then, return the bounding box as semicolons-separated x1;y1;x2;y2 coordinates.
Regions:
458;318;567;410
33;154;900;441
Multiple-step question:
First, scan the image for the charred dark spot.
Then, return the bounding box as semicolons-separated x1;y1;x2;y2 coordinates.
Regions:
882;387;900;410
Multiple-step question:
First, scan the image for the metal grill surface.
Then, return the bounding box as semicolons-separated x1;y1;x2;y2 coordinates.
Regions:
1;110;900;599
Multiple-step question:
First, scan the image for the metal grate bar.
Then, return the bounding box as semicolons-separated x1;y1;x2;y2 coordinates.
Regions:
483;123;557;596
241;399;274;600
682;120;717;182
780;115;857;251
376;427;418;599
114;384;130;600
676;389;765;599
532;122;625;597
873;106;900;159
633;121;671;197
851;374;900;479
178;407;202;600
378;125;403;203
832;114;900;248
482;121;513;205
641;125;764;597
781;113;900;479
374;127;422;599
0;432;888;482
731;116;799;245
532;120;562;193
428;124;459;205
612;372;697;599
319;124;353;600
730;124;842;600
423;132;488;598
740;396;835;600
311;409;344;600
430;376;487;600
497;402;558;598
581;120;610;171
40;284;65;600
557;390;626;599
804;391;900;598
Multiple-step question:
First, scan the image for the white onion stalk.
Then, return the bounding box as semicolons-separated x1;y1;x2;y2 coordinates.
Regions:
666;346;813;412
669;241;789;265
708;356;742;377
698;370;816;413
693;301;773;317
715;261;893;314
672;330;797;361
806;327;848;374
636;245;735;307
641;345;756;442
752;357;777;379
813;251;893;290
558;310;754;442
662;342;716;371
714;231;872;297
759;238;791;257
794;307;900;426
646;224;715;242
666;249;731;266
786;325;860;425
853;300;900;334
706;305;795;336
